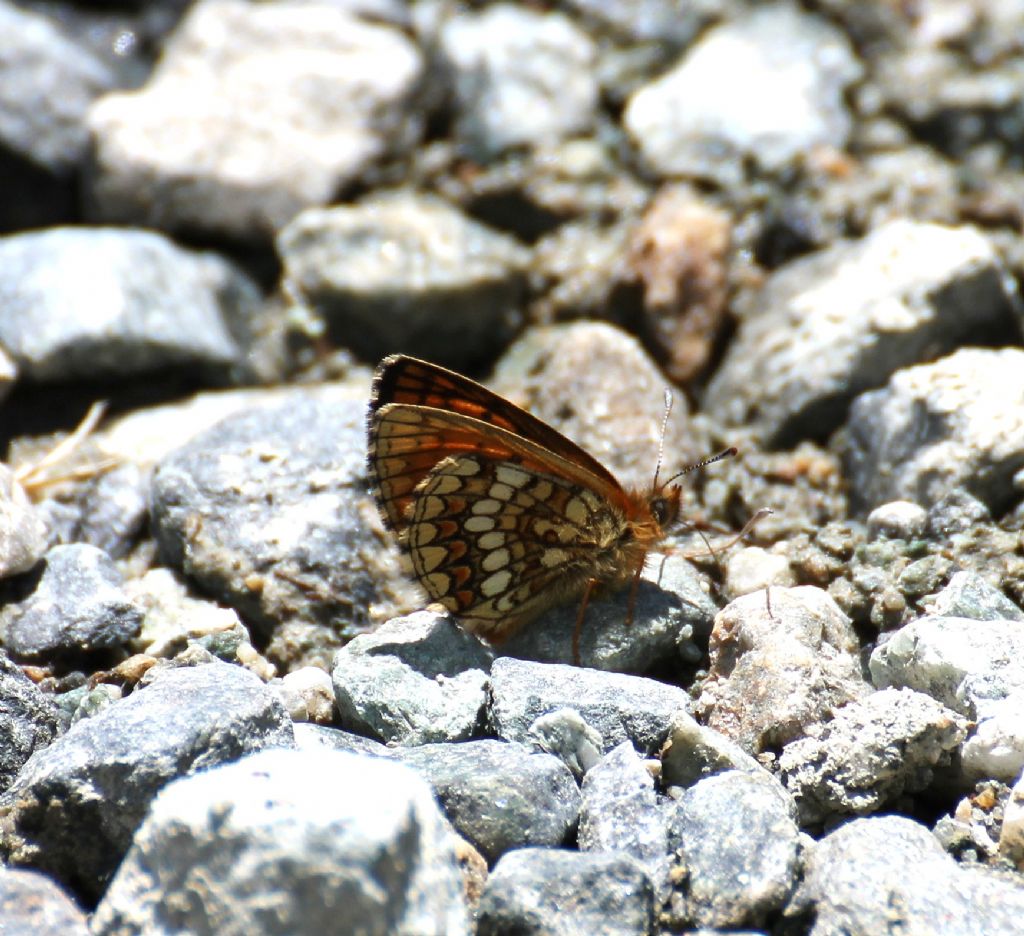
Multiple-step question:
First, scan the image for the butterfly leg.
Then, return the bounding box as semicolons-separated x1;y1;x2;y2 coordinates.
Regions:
625;554;648;628
573;578;599;666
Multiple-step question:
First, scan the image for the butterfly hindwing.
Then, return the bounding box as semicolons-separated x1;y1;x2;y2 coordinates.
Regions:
404;453;628;640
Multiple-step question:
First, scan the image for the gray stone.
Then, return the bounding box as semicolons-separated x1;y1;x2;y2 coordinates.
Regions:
664;770;800;930
398;740;579;863
489;657;690;755
499;552;716;673
695;587;870;752
150;386;407;670
846;348;1024;514
870;615;1024;781
87;0;425;243
0;660;294;900
0;227;258;382
623;5;860;184
278;193;528;370
924;570;1024;622
0;649;64;794
705;222;1022;448
659;708;765;791
527;708;603;781
0;3;115;173
439;5;598;157
1;544;143;659
331;611;492;745
778;687;968;824
292;723;395;759
790;815;1024;935
579;741;667;882
0;466;46;579
270;665;335;724
477;847;654;936
0;865;88;935
92;749;468;936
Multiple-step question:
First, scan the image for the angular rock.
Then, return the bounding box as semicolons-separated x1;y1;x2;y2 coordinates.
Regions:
0;649;64;794
0;465;46;579
87;0;425;243
278;193;528;370
846;348;1024;514
659;708;765;791
331;611;492;745
579;741;667;881
665;770;800;930
0;227;258;382
398;740;579;863
778;687;968;825
624;5;860;184
923;570;1024;622
706;222;1022;448
695;587;870;752
870;615;1024;781
150;386;408;670
292;723;395;759
790;815;1024;935
0;865;88;936
527;708;603;782
0;660;294;900
439;5;598;157
1;544;143;660
477;847;654;936
489;657;690;755
92;749;469;935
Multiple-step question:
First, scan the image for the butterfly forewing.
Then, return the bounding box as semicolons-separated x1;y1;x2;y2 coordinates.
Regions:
366;354;663;645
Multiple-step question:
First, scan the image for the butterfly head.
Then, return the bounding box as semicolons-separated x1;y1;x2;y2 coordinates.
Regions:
647;483;682;530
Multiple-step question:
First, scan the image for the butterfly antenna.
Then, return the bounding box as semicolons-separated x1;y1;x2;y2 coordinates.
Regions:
661;446;738;488
652;389;673;491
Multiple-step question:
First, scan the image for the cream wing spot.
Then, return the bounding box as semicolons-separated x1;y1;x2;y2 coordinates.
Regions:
480;570;512;597
472;498;502;516
416;546;448;573
540;548;568;568
488;482;515;501
409;522;438;547
418;495;446;520
431;473;464;496
495;465;531;488
565;496;589;525
482;548;510;572
423;571;451;599
478;531;505;550
464;515;496;533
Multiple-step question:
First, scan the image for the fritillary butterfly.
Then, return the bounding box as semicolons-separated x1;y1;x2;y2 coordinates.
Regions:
366;354;735;658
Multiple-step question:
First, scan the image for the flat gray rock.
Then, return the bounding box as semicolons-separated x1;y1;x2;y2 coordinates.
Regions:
87;0;425;243
92;749;468;936
0;227;258;382
331;610;492;745
706;221;1022;447
1;544;143;660
489;657;690;755
150;386;401;670
477;847;654;936
0;660;294;900
440;5;598;157
278;193;529;369
845;347;1024;513
398;739;579;863
665;770;801;930
791;815;1024;935
624;5;860;184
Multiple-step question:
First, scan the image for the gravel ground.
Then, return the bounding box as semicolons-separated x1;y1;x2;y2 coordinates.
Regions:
2;1;1024;933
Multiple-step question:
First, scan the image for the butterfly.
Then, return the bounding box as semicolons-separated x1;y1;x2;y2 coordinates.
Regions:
366;354;736;661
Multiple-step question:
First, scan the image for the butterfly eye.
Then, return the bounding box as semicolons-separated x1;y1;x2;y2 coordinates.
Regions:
649;489;680;527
